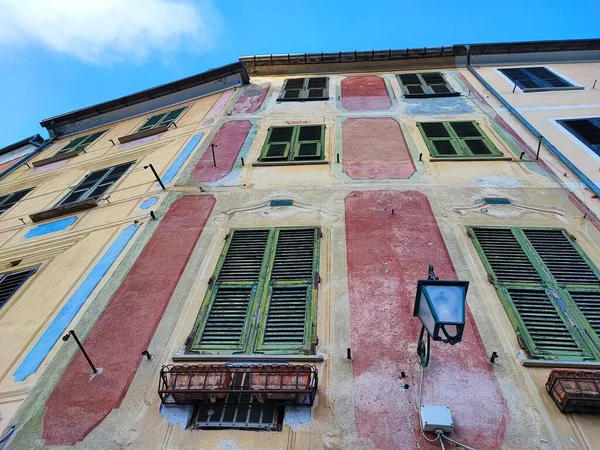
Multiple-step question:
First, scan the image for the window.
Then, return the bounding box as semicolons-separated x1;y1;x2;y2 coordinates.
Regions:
468;227;600;361
0;188;34;215
137;107;187;132
57;162;134;206
190;227;319;354
279;77;329;101
418;121;502;158
55;130;107;156
260;125;325;163
397;72;458;98
0;267;37;309
558;118;600;157
499;67;574;91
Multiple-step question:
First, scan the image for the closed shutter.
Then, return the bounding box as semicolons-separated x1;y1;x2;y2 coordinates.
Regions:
294;126;323;160
469;227;600;360
0;267;37;309
500;67;572;89
191;227;319;355
263;127;294;161
256;228;318;352
194;230;269;352
160;107;186;127
500;68;539;89
558;118;600;157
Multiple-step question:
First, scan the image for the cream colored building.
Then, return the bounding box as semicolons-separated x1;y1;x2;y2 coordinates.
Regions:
1;40;600;450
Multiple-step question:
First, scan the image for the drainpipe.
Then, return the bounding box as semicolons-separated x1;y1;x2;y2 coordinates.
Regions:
465;51;600;199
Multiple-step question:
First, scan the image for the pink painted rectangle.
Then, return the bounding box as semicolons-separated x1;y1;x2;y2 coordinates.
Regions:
341;76;392;111
30;159;68;174
207;90;234;118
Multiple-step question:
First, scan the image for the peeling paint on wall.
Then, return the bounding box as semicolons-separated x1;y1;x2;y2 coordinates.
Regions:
232;84;269;114
405;97;473;115
340;76;392;111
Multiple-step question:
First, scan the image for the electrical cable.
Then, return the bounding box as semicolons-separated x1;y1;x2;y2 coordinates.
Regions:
419;364;477;450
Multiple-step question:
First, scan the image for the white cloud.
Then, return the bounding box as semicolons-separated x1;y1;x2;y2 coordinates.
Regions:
0;0;221;63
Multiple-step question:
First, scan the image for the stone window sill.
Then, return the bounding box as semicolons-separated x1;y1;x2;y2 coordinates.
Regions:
522;86;584;93
31;151;80;168
118;125;169;144
429;156;512;162
252;160;329;167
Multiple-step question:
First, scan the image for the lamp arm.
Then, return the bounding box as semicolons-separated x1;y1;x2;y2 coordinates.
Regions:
417;325;431;367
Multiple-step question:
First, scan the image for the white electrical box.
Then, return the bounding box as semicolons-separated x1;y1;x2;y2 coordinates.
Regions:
420;405;454;433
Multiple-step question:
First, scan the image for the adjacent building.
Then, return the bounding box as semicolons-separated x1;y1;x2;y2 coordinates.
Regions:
1;39;600;449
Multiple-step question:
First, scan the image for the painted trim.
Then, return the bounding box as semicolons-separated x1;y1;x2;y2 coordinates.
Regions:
13;224;139;381
24;217;77;239
161;132;205;186
550;116;600;166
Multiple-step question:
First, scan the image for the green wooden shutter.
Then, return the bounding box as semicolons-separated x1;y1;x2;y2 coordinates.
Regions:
293;126;324;161
0;267;37;309
0;188;34;215
160;107;186;127
419;121;501;158
280;78;328;101
419;122;460;157
256;228;319;354
138;106;187;133
57;131;107;156
261;127;294;161
398;72;455;97
192;229;271;353
469;227;600;360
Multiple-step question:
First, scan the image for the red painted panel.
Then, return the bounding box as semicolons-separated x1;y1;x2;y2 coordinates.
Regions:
341;76;392;111
232;84;269;114
192;120;252;182
345;191;507;450
343;118;415;180
42;195;216;445
0;156;22;173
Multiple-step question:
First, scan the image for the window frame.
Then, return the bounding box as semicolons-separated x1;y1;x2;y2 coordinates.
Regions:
56;161;135;207
278;77;329;102
189;227;320;355
417;121;503;159
259;125;326;163
136;106;187;133
0;188;34;216
397;72;459;98
558;118;600;158
498;67;581;92
55;130;107;156
468;226;600;362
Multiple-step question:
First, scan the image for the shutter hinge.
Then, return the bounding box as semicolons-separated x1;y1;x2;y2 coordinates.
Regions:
313;271;321;287
184;323;200;352
487;273;495;285
568;233;576;241
317;228;323;239
225;233;230;240
208;277;214;287
466;230;473;238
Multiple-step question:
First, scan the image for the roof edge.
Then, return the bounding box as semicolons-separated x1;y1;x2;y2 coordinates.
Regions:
40;61;248;131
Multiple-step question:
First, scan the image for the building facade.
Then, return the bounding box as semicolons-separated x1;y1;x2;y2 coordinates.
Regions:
1;40;600;449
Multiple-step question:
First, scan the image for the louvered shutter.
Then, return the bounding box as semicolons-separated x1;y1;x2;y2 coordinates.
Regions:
419;122;459;156
526;68;571;88
280;77;328;101
449;122;497;156
256;228;318;353
160;107;186;127
470;227;600;360
500;68;539;89
0;267;37;309
559;119;600;157
399;72;455;97
263;127;294;161
522;229;600;345
193;230;270;353
471;228;591;359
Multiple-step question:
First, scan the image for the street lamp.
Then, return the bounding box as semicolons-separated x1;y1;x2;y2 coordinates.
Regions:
413;265;469;367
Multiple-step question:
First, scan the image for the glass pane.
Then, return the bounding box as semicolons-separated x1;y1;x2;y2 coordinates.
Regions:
464;140;493;155
450;122;481;138
268;127;294;143
432;140;457;156
298;126;322;142
421;123;450;138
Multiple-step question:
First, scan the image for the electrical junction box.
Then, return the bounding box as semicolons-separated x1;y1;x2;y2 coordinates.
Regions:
420;405;454;433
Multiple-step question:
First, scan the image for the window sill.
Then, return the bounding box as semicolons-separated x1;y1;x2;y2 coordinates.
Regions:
172;353;324;363
118;124;169;144
253;160;329;167
31;151;80;167
522;86;584;93
29;198;98;223
404;92;461;99
276;97;329;102
429;156;512;162
522;359;600;369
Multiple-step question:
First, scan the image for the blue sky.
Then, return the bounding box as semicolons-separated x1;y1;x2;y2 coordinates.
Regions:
0;0;599;148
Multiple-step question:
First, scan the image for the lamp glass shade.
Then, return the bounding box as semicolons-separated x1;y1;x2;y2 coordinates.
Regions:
414;279;469;344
